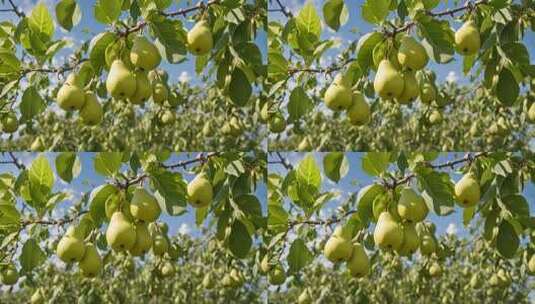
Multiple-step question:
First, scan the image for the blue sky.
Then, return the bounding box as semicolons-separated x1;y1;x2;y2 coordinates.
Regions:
3;0;266;86
269;152;535;238
5;152;267;239
270;0;535;86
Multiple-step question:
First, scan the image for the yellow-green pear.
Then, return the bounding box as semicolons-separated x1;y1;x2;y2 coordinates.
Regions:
128;71;152;105
454;173;480;207
260;255;271;273
489;274;500;287
187;20;213;56
230;269;244;287
129;223;152;256
30;289;44;304
469;273;481;289
78;243;102;277
160;261;175;277
80;93;103;126
455;20;481;56
298;289;312;304
373;211;403;251
30;137;44;151
152;234;169;256
1;112;18;133
65;72;84;87
528;255;535;274
497;269;511;287
347;92;370;126
259;102;270;123
324;74;352;111
397;72;419;104
374;59;404;99
397;36;429;71
269;111;286;133
106;60;136;99
419;233;436;256
106;211;136;251
429;262;442;277
527;103;535;123
130;36;161;71
152;82;168;104
297;137;311;152
323;226;353;262
57;84;86;111
160;110;176;125
397;224;419;256
347;243;369;277
56;234;86;263
202;273;215;289
420;83;436;104
429;110;442;124
268;264;286;285
187;173;213;208
0;264;18;285
397;187;428;223
130;187;161;223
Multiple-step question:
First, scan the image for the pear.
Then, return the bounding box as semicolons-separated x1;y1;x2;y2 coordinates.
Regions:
129;223;152;256
57;84;86;111
454;173;480;207
160;261;175;277
374;59;404;99
428;262;442;277
298;289;312;304
106;211;136;251
397;224;419;256
455;20;480;56
30;137;44;151
373;211;403;251
297;137;312;152
187;173;213;208
347;92;370;126
420;83;436;104
497;269;511;287
202;273;215;289
78;243;102;277
230;269;244;287
259;102;270;123
323;226;353;262
469;273;481;289
130;187;161;223
324;74;352;111
268;264;286;285
489;274;500;287
528;103;535;123
152;82;168;104
128;71;152;105
0;264;18;285
187;20;213;56
80;93;103;126
106;60;136;99
269;111;286;133
397;72;419;104
528;255;535;274
160;110;176;125
65;72;84;87
30;289;44;304
397;36;428;71
347;243;369;277
130;36;161;71
419;233;437;256
1;112;18;133
152;234;169;256
429;110;442;124
56;234;86;263
397;187;428;223
260;255;271;273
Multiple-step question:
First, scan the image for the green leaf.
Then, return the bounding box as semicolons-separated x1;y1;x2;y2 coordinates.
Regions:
89;184;119;224
94;0;122;24
361;0;391;25
20;86;45;121
287;86;313;122
361;152;391;176
0;203;20;227
228;68;252;106
28;2;54;41
496;68;519;106
89;32;117;71
357;184;385;223
296;1;322;39
20;238;46;272
93;152;122;177
496;220;519;259
0;49;21;75
28;155;54;205
322;0;348;31
228;220;252;258
297;154;321;189
287;238;314;273
55;0;81;31
55;152;80;183
323;152;349;183
416;170;455;216
150;171;187;216
356;32;384;71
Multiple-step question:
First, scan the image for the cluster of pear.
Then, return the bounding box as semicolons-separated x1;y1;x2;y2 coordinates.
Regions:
56;225;102;278
0;111;19;134
323;226;370;278
324;74;371;126
57;73;103;126
260;255;287;286
259;102;288;134
0;263;19;286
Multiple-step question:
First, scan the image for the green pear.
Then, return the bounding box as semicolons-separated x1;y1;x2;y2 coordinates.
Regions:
429;110;442;125
428;262;442;277
1;112;18;133
397;187;428;223
397;36;428;71
187;20;213;56
397;223;419;256
106;211;136;251
57;84;86;111
324;74;352;111
30;137;44;151
455;20;480;56
347;92;370;126
397;72;419;104
469;273;481;289
347;243;369;277
298;289;312;304
130;187;161;223
80;92;103;126
78;243;102;277
374;59;404;99
527;103;535;123
129;223;152;256
65;72;84;87
454;173;480;207
0;264;18;285
130;36;161;71
268;264;286;285
160;261;175;277
152;234;169;256
323;226;353;262
497;269;511;287
202;273;215;289
56;234;86;263
230;269;244;287
128;71;152;105
420;83;436;104
269;111;286;133
152;82;168;104
106;60;136;99
373;211;403;251
419;233;437;256
30;288;44;304
529;255;535;274
260;255;271;273
259;102;270;123
160;110;176;125
187;173;213;208
489;274;500;287
297;137;311;152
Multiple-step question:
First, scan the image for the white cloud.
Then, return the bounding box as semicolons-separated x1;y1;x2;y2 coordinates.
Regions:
446;223;458;235
178;71;191;83
446;71;458;83
178;223;191;235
